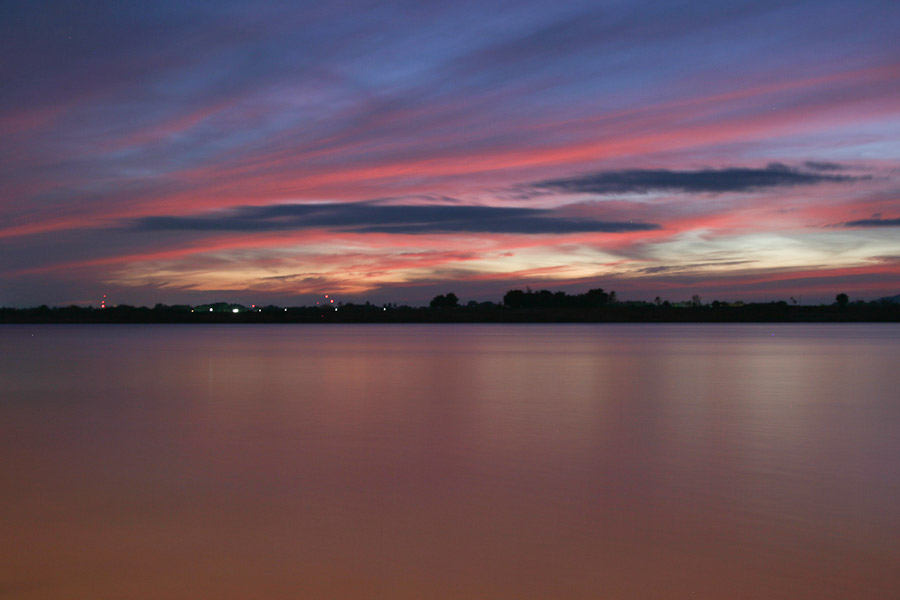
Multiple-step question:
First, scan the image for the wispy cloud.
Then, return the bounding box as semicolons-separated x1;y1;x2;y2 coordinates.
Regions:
803;161;849;172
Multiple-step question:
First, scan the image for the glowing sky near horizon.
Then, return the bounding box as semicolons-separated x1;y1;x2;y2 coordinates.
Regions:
1;0;899;306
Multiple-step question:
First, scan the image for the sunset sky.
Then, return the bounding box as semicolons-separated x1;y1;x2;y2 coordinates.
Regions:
2;0;898;307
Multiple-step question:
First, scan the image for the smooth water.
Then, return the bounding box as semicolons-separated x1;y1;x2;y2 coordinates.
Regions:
2;324;899;599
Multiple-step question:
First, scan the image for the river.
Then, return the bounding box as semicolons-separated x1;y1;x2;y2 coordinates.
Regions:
2;324;898;598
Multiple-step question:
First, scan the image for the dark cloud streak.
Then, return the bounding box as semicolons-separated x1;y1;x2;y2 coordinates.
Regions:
130;202;660;235
841;217;900;227
534;163;860;195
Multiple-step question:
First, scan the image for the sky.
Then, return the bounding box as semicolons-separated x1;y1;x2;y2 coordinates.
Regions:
1;0;899;307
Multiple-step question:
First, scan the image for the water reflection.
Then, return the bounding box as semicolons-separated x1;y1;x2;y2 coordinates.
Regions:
2;324;899;598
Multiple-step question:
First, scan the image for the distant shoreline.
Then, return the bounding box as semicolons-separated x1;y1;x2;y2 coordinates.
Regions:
3;303;898;324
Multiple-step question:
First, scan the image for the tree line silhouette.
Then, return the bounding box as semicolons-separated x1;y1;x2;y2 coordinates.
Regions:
2;289;898;323
502;288;616;309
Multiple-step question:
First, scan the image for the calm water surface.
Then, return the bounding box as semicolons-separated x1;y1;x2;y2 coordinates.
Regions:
2;324;899;599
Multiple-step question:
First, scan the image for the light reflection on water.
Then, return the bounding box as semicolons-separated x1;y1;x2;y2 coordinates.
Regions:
2;324;899;598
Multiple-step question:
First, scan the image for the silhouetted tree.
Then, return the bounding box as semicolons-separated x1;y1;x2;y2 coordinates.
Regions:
430;292;459;308
584;288;610;306
503;289;526;308
835;293;849;307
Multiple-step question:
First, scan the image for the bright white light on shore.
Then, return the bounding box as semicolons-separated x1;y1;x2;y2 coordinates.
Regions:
209;308;213;312
232;308;239;313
